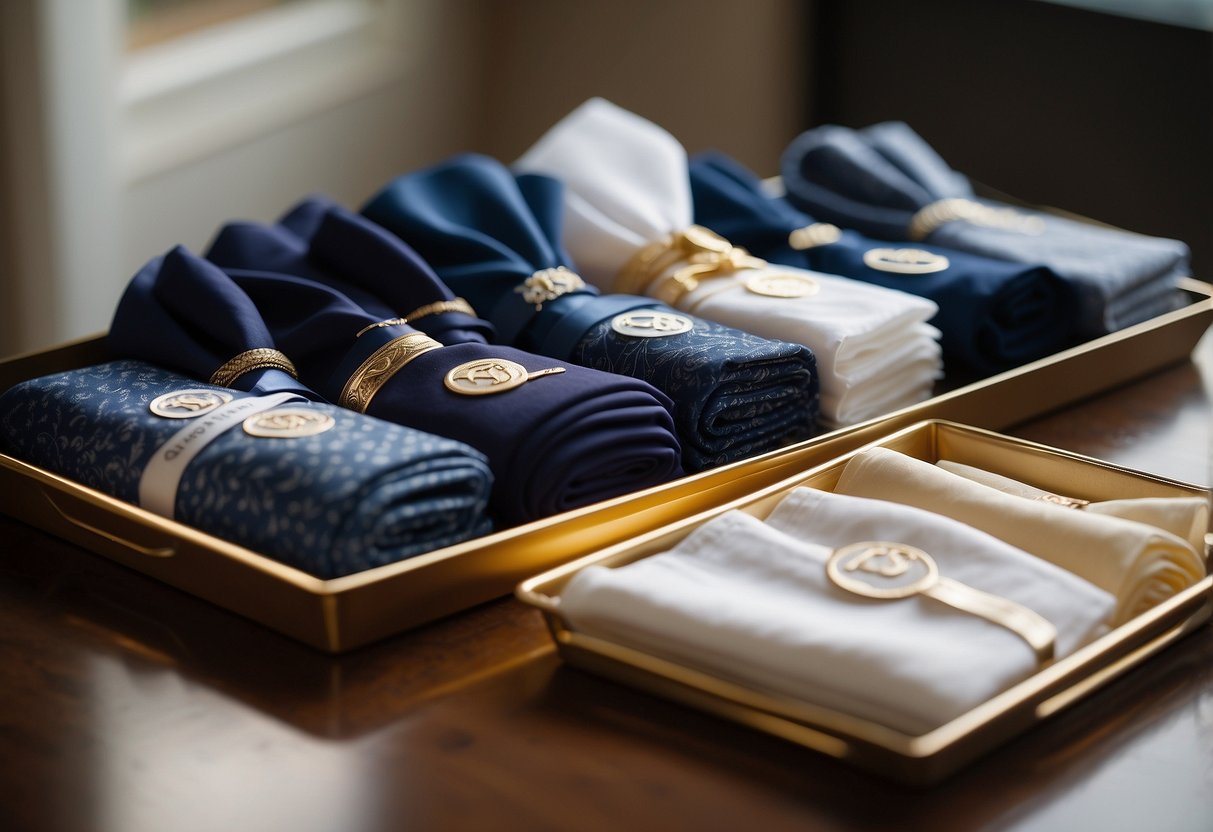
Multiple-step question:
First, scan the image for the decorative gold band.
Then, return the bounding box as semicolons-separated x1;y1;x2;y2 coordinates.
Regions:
338;332;443;413
400;297;477;324
614;225;767;307
209;349;298;388
787;222;842;250
908;197;1046;241
355;318;410;339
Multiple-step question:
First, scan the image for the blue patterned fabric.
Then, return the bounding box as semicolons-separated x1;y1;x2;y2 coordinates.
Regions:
361;154;820;470
0;360;495;579
780;122;1191;338
193;239;685;524
690;151;1081;376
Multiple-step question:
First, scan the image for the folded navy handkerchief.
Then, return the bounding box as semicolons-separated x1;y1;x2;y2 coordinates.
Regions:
781;122;1190;338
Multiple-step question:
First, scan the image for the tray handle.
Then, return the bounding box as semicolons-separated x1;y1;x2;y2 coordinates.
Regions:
40;487;177;558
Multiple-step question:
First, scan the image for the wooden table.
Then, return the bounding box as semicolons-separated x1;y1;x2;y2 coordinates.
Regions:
3;339;1212;832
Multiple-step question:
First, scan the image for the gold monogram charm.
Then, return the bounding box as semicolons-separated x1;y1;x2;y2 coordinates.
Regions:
1036;493;1091;510
826;540;1057;663
149;389;234;419
744;272;820;299
515;267;587;311
242;408;336;438
610;311;694;338
443;359;566;396
862;247;950;275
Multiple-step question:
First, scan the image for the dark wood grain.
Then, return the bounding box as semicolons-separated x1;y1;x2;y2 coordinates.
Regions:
2;338;1211;832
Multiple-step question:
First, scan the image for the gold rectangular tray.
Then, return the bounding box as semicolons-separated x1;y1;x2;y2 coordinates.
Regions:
1;280;1210;652
517;420;1213;784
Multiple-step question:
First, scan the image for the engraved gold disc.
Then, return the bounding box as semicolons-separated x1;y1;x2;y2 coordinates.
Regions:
826;541;938;600
862;247;950;275
443;359;565;396
149;389;233;419
242;408;336;438
610;311;694;338
744;272;819;299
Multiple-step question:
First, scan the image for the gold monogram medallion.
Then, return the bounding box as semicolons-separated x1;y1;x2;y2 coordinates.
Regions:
610;311;694;338
443;359;566;396
744;272;820;299
862;247;950;275
827;541;938;600
242;408;336;438
149;389;234;419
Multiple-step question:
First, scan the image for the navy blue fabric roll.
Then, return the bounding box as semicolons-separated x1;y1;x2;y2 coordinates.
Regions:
0;360;495;578
690;151;1080;375
780;122;1191;338
361;153;820;470
196;237;684;524
109;247;322;400
208;196;495;346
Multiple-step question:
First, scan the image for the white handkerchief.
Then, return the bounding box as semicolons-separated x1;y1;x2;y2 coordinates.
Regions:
516;98;942;426
835;448;1206;623
936;459;1210;553
559;492;1113;736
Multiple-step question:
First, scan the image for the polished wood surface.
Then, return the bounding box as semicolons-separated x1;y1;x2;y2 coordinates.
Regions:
2;339;1212;832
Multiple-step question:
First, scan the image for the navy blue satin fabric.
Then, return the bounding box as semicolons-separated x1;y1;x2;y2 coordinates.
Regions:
0;360;495;578
197;237;683;524
690;152;1079;376
108;246;322;400
780;122;1191;338
361;153;820;470
207;196;494;346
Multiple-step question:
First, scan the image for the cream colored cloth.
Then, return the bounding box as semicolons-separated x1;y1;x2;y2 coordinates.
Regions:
936;459;1210;553
835;448;1206;623
559;489;1114;736
515;98;942;426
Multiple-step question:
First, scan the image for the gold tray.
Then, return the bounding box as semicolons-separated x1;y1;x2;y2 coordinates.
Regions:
1;281;1210;653
517;420;1213;784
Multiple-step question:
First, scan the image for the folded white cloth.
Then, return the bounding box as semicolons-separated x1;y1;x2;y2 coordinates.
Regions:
559;489;1114;736
515;98;942;426
936;459;1210;553
835;448;1206;623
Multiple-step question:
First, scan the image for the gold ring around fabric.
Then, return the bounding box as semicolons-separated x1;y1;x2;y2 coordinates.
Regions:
908;197;1045;241
338;332;443;412
615;225;767;307
400;297;477;324
209;348;298;388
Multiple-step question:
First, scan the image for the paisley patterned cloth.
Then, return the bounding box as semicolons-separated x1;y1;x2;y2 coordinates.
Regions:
360;154;819;470
690;151;1080;376
781;121;1191;338
0;360;495;579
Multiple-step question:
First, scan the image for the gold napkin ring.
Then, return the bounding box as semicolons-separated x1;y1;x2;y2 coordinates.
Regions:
515;267;586;311
210;349;298;388
338;332;442;412
615;225;767;306
908;198;1045;241
827;541;1056;664
400;297;477;323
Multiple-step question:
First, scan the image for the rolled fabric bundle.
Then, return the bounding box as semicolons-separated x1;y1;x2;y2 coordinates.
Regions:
361;153;820;470
690;151;1080;375
109;247;322;401
780;121;1191;338
181;239;682;525
834;448;1206;623
515;98;942;428
559;489;1113;735
205;196;495;346
0;360;495;578
936;459;1210;553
